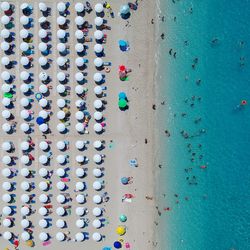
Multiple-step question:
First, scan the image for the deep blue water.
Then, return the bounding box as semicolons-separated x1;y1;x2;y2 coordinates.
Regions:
156;0;250;249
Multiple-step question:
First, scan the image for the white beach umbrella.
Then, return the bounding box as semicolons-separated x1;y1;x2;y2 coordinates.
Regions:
56;141;66;150
56;219;65;228
93;72;103;82
1;2;10;11
75;233;85;242
75;2;84;12
94;99;103;109
94;123;103;133
75;168;85;177
39;181;48;191
2;181;11;191
57;16;66;26
76;219;85;228
39;29;47;39
20;123;30;132
1;56;10;66
57;72;66;82
3;231;12;240
1;84;11;93
39;141;49;151
92;219;101;228
57;84;66;94
56;232;65;241
39;98;48;108
93;168;102;177
2;141;11;151
93;195;102;204
75;16;84;26
2;98;10;106
20;16;29;25
20;110;30;120
39;17;47;24
56;207;65;216
75;43;84;53
39;2;47;12
39;194;49;203
20;71;29;81
21;231;31;241
2;168;11;177
56;155;66;164
2;218;12;227
92;207;102;216
21;206;30;216
57;43;66;53
92;232;102;242
93;154;102;163
21;181;30;191
75;123;84;133
39;124;49;133
56;168;65;177
1;29;10;39
76;194;86;205
75;140;85;149
39;155;48;165
94;58;103;67
57;98;66;108
38;42;47;52
93;140;102;149
39;232;49;242
57;57;67;66
39;56;48;66
95;17;103;26
20;155;30;165
1;71;10;81
39;110;48;119
57;194;66;204
75;85;84;95
21;194;30;203
1;15;10;25
20;57;30;66
39;84;48;94
93;181;102;190
57;29;66;39
75;111;84;120
20;98;30;107
56;181;66;191
20;168;30;177
20;3;29;10
75;72;84;81
2;206;12;216
20;42;29;52
57;123;66;132
75;207;85;216
76;155;85;163
75;57;84;67
95;3;104;13
75;30;84;39
39;168;48;178
75;182;85;191
2;193;11;203
94;111;103;121
94;44;103;54
20;29;29;39
39;72;48;81
39;207;48;216
2;155;11;165
57;110;66;120
39;219;48;228
20;84;29;94
75;99;84;108
94;30;104;40
1;41;10;51
21;219;30;228
57;2;66;12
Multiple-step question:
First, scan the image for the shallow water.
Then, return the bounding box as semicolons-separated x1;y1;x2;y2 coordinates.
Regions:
156;0;250;249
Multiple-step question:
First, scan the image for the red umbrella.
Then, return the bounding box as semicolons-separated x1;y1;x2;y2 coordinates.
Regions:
119;65;126;72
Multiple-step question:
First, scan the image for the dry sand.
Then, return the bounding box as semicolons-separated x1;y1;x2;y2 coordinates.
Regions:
0;1;157;249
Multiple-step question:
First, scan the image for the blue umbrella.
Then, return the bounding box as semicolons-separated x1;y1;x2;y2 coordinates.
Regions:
120;4;130;15
121;177;129;185
36;116;44;125
114;241;122;249
102;247;112;250
119;40;127;47
119;92;127;99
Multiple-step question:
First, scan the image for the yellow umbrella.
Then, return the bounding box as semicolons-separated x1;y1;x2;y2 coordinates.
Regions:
26;240;34;247
63;107;70;114
116;226;126;236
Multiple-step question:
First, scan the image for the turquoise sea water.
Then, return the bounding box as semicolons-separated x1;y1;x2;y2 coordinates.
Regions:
156;0;250;249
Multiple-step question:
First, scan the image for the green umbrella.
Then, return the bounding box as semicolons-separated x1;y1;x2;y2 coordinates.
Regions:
118;98;127;108
4;92;13;98
119;214;127;222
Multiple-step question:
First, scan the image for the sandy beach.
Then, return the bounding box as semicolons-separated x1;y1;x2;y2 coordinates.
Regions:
0;1;157;249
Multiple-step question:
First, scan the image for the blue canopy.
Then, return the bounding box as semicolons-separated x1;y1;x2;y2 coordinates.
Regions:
121;177;129;184
119;40;127;47
113;241;122;249
36;116;44;125
120;4;130;15
118;92;127;99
